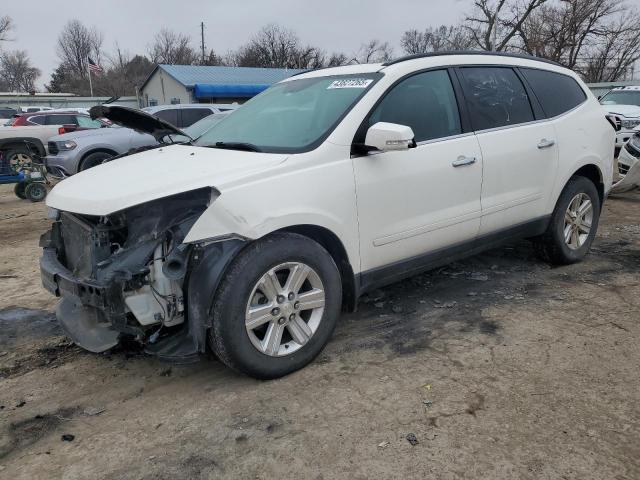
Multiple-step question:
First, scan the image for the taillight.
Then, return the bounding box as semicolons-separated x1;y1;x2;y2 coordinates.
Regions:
58;127;65;135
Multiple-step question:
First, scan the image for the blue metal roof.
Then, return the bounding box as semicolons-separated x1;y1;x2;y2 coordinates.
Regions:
153;64;305;98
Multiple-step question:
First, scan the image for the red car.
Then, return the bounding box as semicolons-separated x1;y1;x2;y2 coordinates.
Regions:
8;111;109;131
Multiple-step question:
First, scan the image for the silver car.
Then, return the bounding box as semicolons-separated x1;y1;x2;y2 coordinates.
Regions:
45;109;230;177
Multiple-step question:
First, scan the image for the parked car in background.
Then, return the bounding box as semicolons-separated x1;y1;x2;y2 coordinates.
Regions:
6;111;108;129
612;129;640;193
600;86;640;153
0;107;17;121
45;111;229;176
42;52;614;379
0;123;90;168
143;103;238;128
19;106;54;113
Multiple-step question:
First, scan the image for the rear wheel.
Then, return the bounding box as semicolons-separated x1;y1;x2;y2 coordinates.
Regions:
209;232;342;379
80;151;113;171
534;176;600;265
25;182;47;202
14;182;26;199
5;147;35;172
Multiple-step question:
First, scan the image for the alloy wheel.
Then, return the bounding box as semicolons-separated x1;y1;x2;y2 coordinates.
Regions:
563;193;593;250
245;262;325;357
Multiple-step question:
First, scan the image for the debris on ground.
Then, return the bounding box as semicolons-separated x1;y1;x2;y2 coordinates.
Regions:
406;433;419;446
61;434;75;442
378;441;390;448
83;407;106;417
422;400;433;407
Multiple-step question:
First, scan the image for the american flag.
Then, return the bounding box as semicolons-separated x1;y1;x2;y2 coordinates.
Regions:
88;57;103;74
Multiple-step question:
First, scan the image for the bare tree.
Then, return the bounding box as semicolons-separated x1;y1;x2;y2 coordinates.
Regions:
228;24;324;69
465;0;549;51
148;28;198;65
516;0;640;81
56;19;103;78
0;50;40;92
0;15;12;43
401;25;475;54
352;39;393;64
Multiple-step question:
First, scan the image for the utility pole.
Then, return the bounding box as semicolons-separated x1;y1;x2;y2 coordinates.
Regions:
200;22;205;65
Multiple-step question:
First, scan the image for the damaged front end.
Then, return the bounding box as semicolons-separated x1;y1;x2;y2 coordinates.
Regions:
40;187;245;362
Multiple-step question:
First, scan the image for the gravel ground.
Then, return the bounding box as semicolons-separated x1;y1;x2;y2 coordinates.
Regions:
0;183;638;479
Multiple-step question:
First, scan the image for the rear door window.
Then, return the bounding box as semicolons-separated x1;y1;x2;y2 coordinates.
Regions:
76;116;102;128
458;67;535;131
45;114;77;125
154;109;179;127
180;108;213;127
520;68;587;118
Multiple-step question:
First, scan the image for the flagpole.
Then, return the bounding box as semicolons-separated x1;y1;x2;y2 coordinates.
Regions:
87;61;94;97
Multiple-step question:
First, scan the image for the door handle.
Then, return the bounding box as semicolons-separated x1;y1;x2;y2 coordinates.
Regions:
537;139;555;149
452;156;477;167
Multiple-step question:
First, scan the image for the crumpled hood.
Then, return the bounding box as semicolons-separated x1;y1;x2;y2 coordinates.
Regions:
47;144;288;215
602;104;640;118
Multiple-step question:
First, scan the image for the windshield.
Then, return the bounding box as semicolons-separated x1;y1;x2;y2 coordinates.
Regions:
183;113;228;139
195;74;381;153
600;91;640;107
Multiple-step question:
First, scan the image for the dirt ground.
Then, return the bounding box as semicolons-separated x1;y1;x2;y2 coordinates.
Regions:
0;182;638;480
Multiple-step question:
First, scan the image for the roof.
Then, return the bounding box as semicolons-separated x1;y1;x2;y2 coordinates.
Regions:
140;64;305;92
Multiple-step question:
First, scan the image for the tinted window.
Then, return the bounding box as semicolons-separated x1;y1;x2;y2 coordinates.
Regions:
459;67;534;130
28;115;45;125
181;108;213;127
521;68;586;117
76;116;102;128
369;70;461;142
45;114;77;125
154;109;179;126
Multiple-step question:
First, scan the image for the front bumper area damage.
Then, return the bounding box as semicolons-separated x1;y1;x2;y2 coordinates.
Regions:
40;187;246;362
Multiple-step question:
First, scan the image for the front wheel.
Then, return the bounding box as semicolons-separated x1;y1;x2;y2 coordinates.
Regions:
80;151;113;171
534;176;601;265
209;233;342;379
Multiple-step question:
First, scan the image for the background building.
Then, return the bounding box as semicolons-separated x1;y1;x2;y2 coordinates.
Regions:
139;65;305;106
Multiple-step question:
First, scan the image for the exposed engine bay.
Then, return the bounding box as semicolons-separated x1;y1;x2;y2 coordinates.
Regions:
40;187;245;361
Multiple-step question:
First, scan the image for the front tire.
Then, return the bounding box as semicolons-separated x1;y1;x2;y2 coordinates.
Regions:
534;176;601;265
80;151;113;171
209;233;342;379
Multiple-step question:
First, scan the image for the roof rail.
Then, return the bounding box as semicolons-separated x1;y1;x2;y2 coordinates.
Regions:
381;51;562;68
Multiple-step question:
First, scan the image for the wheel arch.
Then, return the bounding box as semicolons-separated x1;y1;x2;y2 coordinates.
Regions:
571;163;605;206
0;137;46;158
275;224;358;312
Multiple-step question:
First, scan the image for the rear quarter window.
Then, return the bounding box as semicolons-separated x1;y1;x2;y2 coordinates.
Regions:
181;108;213;127
520;68;587;118
154;109;179;127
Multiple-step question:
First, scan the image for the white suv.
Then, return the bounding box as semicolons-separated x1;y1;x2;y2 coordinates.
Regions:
600;86;640;152
41;53;614;379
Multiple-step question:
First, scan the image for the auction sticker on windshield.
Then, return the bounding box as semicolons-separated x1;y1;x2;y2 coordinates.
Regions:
327;79;374;89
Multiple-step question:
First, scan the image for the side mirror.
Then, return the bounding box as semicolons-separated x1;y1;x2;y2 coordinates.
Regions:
364;122;415;152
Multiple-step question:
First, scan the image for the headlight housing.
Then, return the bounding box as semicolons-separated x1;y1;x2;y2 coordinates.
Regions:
620;118;640;130
56;140;77;151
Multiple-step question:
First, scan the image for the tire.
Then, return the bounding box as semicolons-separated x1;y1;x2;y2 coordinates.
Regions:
14;182;27;199
25;182;47;202
80;151;113;171
5;147;35;172
209;232;342;379
533;176;601;265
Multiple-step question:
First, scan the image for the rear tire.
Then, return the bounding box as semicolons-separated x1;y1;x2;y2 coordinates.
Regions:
14;182;26;199
209;232;342;379
534;176;600;265
80;151;113;171
5;146;35;172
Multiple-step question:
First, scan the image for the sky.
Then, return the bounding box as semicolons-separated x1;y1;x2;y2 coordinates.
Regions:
2;0;468;89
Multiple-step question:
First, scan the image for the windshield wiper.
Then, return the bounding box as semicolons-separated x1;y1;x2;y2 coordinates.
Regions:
211;141;262;152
